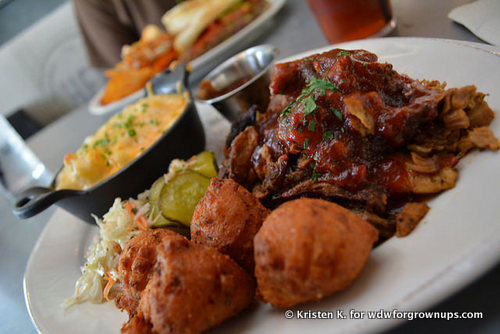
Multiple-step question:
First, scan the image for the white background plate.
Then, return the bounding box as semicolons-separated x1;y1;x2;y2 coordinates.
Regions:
88;0;285;115
26;38;500;333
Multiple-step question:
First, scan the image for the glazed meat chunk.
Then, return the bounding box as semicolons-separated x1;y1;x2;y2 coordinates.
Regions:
191;178;270;274
221;48;499;240
254;198;378;308
118;229;255;334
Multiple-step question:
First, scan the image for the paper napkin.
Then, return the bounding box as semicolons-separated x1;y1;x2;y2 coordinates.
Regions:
448;0;500;46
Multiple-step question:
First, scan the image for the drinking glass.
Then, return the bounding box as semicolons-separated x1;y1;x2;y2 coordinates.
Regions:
307;0;396;44
0;115;52;202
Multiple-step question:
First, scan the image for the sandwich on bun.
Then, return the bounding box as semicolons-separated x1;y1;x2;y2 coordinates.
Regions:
162;0;266;60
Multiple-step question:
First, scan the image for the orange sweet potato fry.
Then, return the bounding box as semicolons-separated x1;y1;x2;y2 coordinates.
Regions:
152;50;178;74
100;67;153;105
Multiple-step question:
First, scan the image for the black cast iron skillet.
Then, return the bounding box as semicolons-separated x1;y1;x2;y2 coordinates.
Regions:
13;65;205;224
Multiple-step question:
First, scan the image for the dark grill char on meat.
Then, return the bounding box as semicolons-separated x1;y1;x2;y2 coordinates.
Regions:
220;48;499;240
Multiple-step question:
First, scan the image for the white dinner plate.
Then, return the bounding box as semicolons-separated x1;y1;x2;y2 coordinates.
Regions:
26;38;500;334
88;0;286;116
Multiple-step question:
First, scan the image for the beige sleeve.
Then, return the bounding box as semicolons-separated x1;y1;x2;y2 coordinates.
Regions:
72;0;176;69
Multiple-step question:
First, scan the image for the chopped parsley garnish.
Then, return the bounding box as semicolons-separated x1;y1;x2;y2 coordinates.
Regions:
280;99;297;118
280;76;339;120
331;107;343;121
120;115;137;132
322;130;333;140
93;137;110;149
363;62;368;67
114;114;139;137
311;168;321;183
304;137;309;149
305;76;339;95
125;115;135;129
337;50;350;57
150;119;159;126
302;95;317;115
310;162;321;183
297;126;304;133
308;120;316;132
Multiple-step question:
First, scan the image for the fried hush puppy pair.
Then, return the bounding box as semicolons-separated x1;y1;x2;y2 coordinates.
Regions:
116;229;255;334
116;178;377;333
191;178;378;309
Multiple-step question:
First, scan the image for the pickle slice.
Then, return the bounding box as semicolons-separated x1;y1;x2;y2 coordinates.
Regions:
159;170;210;226
149;176;177;227
188;151;218;178
149;176;165;208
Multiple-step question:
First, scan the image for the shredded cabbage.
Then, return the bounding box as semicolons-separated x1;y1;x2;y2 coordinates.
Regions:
62;192;149;308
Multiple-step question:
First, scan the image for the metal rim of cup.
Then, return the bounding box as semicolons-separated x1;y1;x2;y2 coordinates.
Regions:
195;44;278;104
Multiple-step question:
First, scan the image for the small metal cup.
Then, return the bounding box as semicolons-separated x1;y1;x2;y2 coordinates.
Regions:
195;45;278;122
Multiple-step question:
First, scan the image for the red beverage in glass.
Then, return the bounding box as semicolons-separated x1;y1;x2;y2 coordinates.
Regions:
307;0;396;44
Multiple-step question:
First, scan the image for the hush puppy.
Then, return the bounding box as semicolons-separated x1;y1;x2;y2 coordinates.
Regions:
191;178;269;274
119;229;255;334
254;198;378;308
116;229;172;315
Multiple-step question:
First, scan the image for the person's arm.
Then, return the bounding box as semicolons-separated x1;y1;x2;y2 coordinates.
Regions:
73;0;139;68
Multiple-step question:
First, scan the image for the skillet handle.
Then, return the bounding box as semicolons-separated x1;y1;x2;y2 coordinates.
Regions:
12;187;78;219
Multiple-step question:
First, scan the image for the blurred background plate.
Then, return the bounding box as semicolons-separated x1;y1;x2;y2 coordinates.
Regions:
87;85;144;116
88;0;286;116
